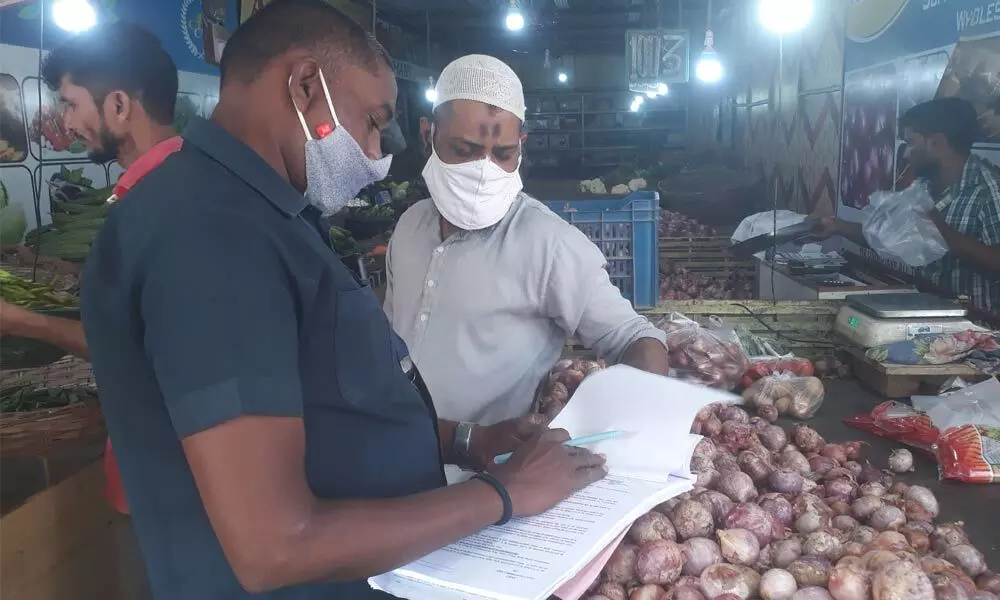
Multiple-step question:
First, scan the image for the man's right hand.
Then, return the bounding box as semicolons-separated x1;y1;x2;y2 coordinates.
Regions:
814;216;841;239
0;299;35;337
489;428;607;516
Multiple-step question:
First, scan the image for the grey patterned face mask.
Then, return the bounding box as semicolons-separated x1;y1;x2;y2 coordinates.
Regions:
291;70;392;216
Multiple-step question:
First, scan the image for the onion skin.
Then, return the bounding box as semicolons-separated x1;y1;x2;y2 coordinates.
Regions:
605;543;639;584
795;511;829;534
636;539;684;585
828;560;870;600
719;405;751;424
739;451;774;485
760;568;798;600
803;530;845;561
671;500;715;540
851;496;884;520
824;478;857;502
809;456;838;476
792;586;834;600
596;583;629;600
859;482;887;497
695;490;735;529
945;544;988;578
850;526;877;544
827;500;851;517
903;485;939;518
872;559;935;600
832;515;859;531
718;528;761;566
759;493;795;527
718;471;759;503
759;426;788;452
681;537;723;577
758;404;780;423
904;529;930;553
665;586;707;600
871;531;908;551
699;564;761;600
773;537;803;569
629;511;678;545
779;447;813;476
887;449;915;473
792;425;826;453
843;542;865;557
978;572;1000;594
869;505;906;531
932;522;970;554
820;444;848;465
842;461;863;478
843;441;865;461
769;470;805;494
787;556;832;587
630;584;667;600
726;502;784;547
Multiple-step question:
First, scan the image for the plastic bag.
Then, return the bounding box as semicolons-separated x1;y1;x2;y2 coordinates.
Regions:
934;425;1000;484
534;358;605;419
862;181;948;267
739;358;816;388
844;401;940;451
741;374;826;419
657;313;750;390
731;210;809;259
911;378;1000;431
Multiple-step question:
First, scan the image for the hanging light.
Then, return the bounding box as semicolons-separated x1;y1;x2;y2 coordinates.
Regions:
505;0;525;31
630;95;645;112
657;82;669;95
759;0;814;33
424;76;437;103
53;0;97;33
557;71;568;83
695;30;724;83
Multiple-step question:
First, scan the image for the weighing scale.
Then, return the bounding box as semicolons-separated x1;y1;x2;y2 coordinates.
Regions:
834;292;985;347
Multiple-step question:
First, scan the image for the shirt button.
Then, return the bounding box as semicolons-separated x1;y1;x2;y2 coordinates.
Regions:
427;279;435;287
434;246;444;254
419;313;428;322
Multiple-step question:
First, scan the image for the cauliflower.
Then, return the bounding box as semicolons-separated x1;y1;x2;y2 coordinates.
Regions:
578;178;608;194
611;183;630;195
628;178;648;191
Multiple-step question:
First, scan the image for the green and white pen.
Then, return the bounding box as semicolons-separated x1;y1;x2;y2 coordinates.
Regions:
492;430;624;465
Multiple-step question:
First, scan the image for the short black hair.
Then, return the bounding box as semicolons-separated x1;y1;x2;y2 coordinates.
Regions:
221;0;389;85
899;97;980;155
41;21;177;125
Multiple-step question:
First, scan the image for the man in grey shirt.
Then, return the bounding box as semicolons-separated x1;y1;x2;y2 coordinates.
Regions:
384;55;670;462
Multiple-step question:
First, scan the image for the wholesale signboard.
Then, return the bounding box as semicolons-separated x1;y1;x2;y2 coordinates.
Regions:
626;29;690;91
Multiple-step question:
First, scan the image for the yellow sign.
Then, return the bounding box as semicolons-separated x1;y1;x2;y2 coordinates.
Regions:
846;0;908;43
240;0;371;30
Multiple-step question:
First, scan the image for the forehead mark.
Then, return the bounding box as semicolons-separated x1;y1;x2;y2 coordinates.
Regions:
492;122;501;138
479;122;489;138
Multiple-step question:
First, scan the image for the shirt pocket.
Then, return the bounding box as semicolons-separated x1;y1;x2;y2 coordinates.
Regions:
331;285;403;415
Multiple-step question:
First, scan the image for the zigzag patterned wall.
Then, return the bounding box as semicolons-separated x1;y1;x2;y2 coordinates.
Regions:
690;0;845;217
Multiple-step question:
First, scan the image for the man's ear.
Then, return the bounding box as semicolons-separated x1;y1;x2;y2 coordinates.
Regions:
103;90;132;129
288;59;324;123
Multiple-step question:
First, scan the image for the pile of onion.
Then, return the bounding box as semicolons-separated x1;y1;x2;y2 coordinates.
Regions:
585;403;995;600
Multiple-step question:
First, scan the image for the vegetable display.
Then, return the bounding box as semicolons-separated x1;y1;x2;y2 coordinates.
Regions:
657;314;750;391
741;376;826;421
0;383;94;413
659;265;755;302
585;404;997;600
536;358;605;419
659;210;717;238
24;179;112;262
0;269;78;310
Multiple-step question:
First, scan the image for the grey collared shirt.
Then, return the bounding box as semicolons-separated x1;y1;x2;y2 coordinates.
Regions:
384;193;667;426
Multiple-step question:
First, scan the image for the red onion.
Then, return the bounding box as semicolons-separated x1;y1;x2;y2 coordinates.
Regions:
794;512;827;535
850;526;878;544
904;529;930;553
757;404;780;423
702;416;723;438
823;467;857;483
851;496;884;520
803;530;845;561
859;462;891;486
726;502;784;547
718;528;761;566
636;539;684;585
832;515;859;531
827;500;851;517
681;537;723;576
630;584;667;600
978;572;1000;594
760;568;798;600
769;469;805;493
872;559;935;600
931;523;969;553
739;451;774;484
808;456;838;476
694;490;735;528
699;564;760;600
757;543;774;572
820;444;848;465
605;543;639;583
974;593;1000;600
792;425;826;453
888;481;909;495
671;500;715;540
843;542;865;557
869;505;906;531
665;585;707;600
787;556;832;587
859;482;887;497
945;545;988;578
825;478;858;501
829;559;871;600
794;494;833;520
720;421;754;450
718;405;751;424
759;493;794;526
793;586;834;600
843;441;866;461
749;416;771;433
759;426;788;452
780;454;813;479
694;468;720;489
871;531;908;551
718;471;758;503
715;451;741;474
694;438;718;461
690;454;715;473
888;449;915;473
865;550;901;571
629;511;678;544
904;499;935;523
900;520;933;536
657;497;683;516
842;461;862;478
595;583;628;600
931;572;975;600
773;538;803;568
902;485;939;518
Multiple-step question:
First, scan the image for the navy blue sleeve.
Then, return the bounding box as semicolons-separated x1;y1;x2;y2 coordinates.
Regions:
139;214;303;439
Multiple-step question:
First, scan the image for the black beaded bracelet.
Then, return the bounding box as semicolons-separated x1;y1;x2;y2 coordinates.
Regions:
472;472;513;526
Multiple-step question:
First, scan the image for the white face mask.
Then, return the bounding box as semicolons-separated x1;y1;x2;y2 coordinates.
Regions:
422;131;523;231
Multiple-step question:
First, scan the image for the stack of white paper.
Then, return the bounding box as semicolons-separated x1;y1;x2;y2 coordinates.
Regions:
370;365;739;600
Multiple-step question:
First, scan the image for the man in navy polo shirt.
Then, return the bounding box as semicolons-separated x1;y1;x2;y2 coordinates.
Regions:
80;1;606;598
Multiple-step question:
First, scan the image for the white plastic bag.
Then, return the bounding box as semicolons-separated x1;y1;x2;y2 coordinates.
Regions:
732;210;810;259
862;182;948;267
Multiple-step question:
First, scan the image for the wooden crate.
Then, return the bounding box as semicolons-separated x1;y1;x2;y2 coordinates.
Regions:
844;346;990;399
659;236;756;279
643;299;842;360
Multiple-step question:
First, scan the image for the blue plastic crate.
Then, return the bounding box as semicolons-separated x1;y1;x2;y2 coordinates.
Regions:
544;191;659;309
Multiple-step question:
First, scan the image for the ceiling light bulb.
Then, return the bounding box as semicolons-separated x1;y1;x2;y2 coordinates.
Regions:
695;55;724;83
557;72;568;83
505;10;525;31
53;0;97;33
758;0;814;33
425;88;438;103
657;83;669;95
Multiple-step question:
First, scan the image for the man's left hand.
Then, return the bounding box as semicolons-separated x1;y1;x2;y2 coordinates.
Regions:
469;413;549;471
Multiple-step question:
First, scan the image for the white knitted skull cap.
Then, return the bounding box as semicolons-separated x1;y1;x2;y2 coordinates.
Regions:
433;54;526;122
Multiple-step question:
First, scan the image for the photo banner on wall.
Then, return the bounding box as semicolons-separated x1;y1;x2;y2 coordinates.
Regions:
839;0;1000;213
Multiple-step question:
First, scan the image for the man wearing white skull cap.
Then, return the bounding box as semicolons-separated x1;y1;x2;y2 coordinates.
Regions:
384;54;671;477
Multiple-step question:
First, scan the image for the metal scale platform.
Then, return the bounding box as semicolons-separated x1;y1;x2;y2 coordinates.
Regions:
834;293;984;347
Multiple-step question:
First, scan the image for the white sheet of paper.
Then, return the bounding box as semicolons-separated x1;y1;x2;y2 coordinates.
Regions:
548;365;739;480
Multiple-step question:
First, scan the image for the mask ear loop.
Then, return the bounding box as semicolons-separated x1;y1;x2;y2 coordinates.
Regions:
316;69;342;129
289;75;313;141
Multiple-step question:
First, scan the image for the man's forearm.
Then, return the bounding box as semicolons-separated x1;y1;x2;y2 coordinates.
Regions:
833;219;867;247
931;212;1000;273
437;419;459;464
621;337;671;376
10;312;89;359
